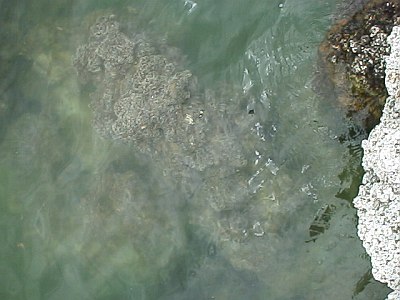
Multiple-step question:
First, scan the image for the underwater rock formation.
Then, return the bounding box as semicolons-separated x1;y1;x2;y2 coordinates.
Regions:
73;15;193;144
73;15;250;168
319;0;400;132
354;25;400;300
73;15;264;244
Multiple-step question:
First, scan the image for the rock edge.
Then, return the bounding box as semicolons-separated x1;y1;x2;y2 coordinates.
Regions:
354;26;400;300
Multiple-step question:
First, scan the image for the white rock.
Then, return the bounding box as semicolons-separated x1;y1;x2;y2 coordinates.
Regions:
354;26;400;299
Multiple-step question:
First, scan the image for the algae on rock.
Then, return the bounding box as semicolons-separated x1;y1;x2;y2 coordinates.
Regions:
319;0;400;132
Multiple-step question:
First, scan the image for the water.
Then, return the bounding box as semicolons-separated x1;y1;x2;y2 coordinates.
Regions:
0;0;392;299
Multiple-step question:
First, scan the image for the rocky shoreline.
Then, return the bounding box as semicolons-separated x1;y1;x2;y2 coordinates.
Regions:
319;3;400;296
353;25;400;300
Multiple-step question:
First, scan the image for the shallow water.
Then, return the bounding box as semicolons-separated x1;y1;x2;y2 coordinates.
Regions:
0;0;392;299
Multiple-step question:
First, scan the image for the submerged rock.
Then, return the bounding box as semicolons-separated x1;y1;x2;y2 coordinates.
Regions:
74;15;194;145
73;15;250;168
319;0;400;132
73;15;264;247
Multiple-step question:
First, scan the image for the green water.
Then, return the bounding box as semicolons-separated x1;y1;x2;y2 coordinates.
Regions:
0;0;392;299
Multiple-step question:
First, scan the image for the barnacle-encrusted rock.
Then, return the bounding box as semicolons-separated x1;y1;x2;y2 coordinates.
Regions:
319;0;400;132
354;25;400;300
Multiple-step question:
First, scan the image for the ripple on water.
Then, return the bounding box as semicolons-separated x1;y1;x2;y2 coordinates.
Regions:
0;0;393;299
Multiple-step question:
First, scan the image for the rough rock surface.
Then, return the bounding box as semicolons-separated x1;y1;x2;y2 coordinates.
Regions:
319;0;400;132
353;25;400;299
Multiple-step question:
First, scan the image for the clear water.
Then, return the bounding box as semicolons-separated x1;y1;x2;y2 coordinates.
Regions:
0;0;392;299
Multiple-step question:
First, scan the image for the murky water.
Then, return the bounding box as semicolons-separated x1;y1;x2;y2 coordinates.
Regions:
0;0;392;299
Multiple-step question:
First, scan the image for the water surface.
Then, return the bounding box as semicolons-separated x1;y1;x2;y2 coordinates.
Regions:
0;0;392;299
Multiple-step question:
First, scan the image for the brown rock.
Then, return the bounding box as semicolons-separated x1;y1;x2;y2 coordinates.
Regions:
318;0;400;132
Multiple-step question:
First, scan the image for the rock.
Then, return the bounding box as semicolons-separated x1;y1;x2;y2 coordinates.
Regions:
73;15;205;154
353;25;400;300
73;15;263;246
318;0;400;132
